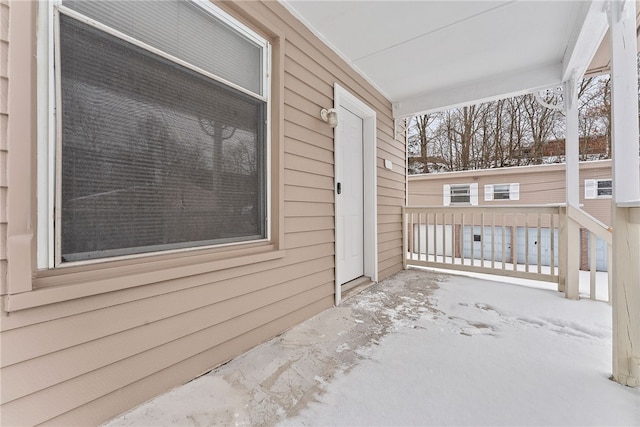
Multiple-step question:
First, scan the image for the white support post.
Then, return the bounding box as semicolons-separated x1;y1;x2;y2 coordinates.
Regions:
564;77;581;300
609;0;640;387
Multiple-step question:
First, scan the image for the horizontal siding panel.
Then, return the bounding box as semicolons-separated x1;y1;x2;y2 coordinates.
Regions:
377;167;405;184
0;187;6;222
379;253;403;273
284;152;333;177
0;260;6;295
377;138;401;156
0;222;6;260
285;229;335;249
2;285;334;426
45;295;333;427
377;205;402;215
283;121;332;152
378;214;402;224
284;137;333;165
284;56;333;101
379;246;403;261
378;230;402;245
378;195;405;206
378;176;405;192
377;141;405;165
285;216;334;233
1;256;335;367
378;186;404;199
2;269;334;405
284;75;332;110
378;222;402;233
379;263;402;282
285;185;333;203
0;243;335;331
284;201;334;218
284;86;329;123
378;238;402;253
283;104;331;138
284;169;334;190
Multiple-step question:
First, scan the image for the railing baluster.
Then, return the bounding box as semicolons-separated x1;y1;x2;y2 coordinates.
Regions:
470;212;475;267
590;231;597;300
525;215;530;273
450;213;455;265
403;208;408;269
491;213;495;270
607;246;612;304
417;213;422;261
433;212;438;263
502;214;506;271
513;214;518;272
481;213;485;268
440;212;447;263
460;213;465;266
537;214;542;274
550;214;555;277
425;212;430;262
409;213;414;261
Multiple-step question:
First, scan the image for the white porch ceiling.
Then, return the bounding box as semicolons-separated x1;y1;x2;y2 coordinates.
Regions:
280;0;624;117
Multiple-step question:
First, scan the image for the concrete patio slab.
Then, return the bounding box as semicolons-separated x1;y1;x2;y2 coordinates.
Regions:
103;269;639;426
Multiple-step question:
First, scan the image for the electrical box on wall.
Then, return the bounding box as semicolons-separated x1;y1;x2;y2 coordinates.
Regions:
384;159;393;170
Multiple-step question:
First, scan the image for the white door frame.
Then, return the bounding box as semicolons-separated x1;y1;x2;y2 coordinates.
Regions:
334;83;378;305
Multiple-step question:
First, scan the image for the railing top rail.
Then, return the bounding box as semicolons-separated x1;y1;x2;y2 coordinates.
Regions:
566;205;612;245
403;204;562;214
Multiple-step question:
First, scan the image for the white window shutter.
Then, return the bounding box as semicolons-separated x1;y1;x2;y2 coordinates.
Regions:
443;184;451;206
470;183;479;205
584;179;597;199
484;185;494;201
509;183;520;200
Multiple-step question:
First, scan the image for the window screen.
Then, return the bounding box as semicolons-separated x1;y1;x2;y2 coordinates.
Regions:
493;184;510;200
59;11;267;262
450;185;470;204
597;180;612;197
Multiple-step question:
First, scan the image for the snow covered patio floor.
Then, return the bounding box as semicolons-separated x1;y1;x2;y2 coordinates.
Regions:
104;269;640;426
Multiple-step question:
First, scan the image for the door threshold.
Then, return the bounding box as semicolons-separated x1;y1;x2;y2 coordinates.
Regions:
341;276;374;301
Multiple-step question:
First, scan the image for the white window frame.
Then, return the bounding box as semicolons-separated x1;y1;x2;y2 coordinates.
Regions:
584;178;612;199
37;0;272;269
444;183;478;206
484;183;520;201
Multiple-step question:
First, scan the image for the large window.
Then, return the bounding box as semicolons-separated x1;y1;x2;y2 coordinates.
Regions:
51;1;270;264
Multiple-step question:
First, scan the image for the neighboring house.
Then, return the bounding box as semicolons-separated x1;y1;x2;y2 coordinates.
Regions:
408;160;637;271
0;2;405;425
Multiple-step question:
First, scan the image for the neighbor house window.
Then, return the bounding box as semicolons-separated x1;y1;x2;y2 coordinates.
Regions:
484;183;520;201
49;1;270;264
443;183;478;206
584;179;612;199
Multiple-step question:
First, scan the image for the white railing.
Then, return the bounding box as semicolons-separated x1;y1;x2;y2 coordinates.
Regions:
403;204;613;301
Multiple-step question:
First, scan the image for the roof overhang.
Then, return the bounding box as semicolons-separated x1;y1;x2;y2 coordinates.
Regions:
280;0;638;117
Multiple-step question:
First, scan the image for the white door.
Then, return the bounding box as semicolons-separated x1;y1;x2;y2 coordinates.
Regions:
336;106;364;285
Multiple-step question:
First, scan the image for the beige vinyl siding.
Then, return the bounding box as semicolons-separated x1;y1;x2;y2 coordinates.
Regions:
0;1;405;425
0;0;8;296
408;160;629;226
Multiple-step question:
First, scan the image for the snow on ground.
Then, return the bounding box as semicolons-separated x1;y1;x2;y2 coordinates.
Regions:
104;269;639;427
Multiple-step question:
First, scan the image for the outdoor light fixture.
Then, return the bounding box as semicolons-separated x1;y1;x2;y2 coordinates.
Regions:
320;108;338;128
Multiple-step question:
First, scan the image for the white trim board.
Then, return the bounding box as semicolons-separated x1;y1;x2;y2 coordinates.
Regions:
333;83;378;306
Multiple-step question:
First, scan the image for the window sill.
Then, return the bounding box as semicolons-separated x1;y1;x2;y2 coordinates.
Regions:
4;244;286;312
